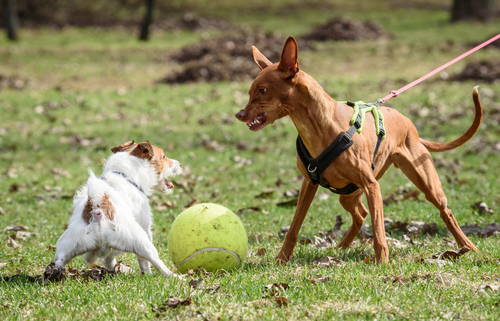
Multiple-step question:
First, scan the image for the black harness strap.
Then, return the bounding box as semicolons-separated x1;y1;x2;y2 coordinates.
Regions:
296;101;385;195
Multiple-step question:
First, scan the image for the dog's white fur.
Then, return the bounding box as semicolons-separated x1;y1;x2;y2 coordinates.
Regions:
54;143;182;278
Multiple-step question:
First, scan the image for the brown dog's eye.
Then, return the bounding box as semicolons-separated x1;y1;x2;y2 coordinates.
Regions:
162;155;166;159
260;88;266;94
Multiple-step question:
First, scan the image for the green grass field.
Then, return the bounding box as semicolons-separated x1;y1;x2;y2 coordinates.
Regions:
1;0;500;319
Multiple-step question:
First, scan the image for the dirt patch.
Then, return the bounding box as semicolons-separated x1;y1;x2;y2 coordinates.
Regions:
451;60;500;83
154;13;233;31
158;30;312;84
0;75;34;90
300;17;393;42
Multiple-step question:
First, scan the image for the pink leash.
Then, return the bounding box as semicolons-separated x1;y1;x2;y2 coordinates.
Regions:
376;33;500;104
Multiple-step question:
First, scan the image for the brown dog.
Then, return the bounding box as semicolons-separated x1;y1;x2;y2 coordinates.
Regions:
235;36;483;264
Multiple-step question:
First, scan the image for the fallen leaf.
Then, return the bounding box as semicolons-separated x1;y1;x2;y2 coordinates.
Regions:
255;190;274;199
274;296;288;307
309;274;331;285
189;277;203;288
15;231;36;241
154;297;192;311
442;238;456;247
7;236;21;248
41;262;66;284
277;199;298;207
284;189;299;197
474;284;499;294
3;225;29;233
363;257;373;264
386;237;406;248
264;283;289;297
384;274;409;285
314;235;335;248
431;247;470;260
256;248;267;256
205;284;221;294
183;198;197;208
315;256;346;268
81;265;116;281
236;207;261;215
114;261;133;274
280;226;290;233
0;262;7;269
471;202;493;215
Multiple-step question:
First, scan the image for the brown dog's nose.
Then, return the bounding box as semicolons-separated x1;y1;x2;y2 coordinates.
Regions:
235;110;247;121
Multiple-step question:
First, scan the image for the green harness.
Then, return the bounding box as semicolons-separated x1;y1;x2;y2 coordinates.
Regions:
296;101;386;195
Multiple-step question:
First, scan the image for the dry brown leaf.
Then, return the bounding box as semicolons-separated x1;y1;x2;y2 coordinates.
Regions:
154;297;192;311
431;247;470;260
264;283;289;297
274;296;288;307
189;277;203;288
236;207;261;215
183;198;197;208
256;248;267;256
114;261;133;274
0;262;7;270
315;256;346;268
15;231;36;241
7;236;21;248
3;225;29;233
474;284;499;294
309;274;331;285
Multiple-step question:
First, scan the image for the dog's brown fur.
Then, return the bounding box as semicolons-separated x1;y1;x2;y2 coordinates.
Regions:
236;36;483;264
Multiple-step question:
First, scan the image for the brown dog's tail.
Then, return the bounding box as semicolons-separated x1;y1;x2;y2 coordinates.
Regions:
420;87;483;152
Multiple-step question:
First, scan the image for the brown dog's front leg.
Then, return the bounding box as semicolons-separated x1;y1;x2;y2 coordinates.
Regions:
363;179;389;264
276;178;318;264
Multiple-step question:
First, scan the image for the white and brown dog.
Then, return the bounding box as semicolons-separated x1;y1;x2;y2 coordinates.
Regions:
54;141;182;278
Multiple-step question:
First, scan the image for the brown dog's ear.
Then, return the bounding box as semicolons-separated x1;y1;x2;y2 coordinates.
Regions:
130;141;154;160
111;141;135;153
252;46;273;71
277;36;299;78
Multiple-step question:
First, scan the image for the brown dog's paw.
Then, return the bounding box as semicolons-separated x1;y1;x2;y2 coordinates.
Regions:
275;252;291;265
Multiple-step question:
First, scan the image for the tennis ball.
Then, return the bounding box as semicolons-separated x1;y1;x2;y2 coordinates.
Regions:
168;203;247;273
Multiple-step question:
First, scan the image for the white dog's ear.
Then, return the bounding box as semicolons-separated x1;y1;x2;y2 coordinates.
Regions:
111;141;136;153
131;141;154;160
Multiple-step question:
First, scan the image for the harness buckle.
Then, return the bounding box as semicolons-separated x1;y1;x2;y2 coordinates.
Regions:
342;132;352;143
307;164;317;173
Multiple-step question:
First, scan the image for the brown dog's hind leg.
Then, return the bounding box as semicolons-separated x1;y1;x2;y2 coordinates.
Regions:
276;178;318;264
336;191;368;249
392;144;477;251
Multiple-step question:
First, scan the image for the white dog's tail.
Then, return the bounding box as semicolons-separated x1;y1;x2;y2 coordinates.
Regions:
83;171;115;223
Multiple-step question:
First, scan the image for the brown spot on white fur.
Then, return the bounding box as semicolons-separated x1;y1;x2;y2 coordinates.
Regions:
130;142;154;160
111;140;135;153
82;197;92;224
101;194;115;221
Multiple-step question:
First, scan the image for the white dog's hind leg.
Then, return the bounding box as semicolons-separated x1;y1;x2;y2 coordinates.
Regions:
106;222;174;278
54;229;93;269
137;255;151;274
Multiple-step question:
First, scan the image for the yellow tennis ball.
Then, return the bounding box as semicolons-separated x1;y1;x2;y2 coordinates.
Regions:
168;203;248;273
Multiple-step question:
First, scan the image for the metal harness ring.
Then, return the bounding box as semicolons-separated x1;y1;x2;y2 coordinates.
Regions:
307;164;317;173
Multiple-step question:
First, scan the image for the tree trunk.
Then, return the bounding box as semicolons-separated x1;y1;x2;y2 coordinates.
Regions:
451;0;496;22
139;0;154;41
2;0;19;41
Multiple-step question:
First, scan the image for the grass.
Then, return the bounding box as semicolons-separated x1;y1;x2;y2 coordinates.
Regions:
1;0;500;319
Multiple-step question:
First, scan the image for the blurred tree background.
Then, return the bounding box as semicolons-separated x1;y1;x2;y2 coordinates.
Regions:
2;0;498;42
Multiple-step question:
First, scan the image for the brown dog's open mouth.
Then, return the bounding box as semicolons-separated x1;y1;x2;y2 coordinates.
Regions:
246;113;267;131
164;179;174;189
